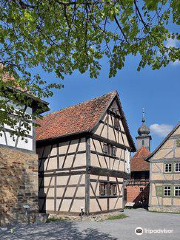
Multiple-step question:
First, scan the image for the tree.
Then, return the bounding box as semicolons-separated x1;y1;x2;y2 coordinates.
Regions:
0;0;179;137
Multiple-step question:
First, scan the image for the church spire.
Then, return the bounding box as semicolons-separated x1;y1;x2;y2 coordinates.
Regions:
136;108;152;151
142;107;145;122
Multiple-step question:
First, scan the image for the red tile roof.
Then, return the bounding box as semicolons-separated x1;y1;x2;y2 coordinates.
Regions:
36;91;135;151
131;146;150;172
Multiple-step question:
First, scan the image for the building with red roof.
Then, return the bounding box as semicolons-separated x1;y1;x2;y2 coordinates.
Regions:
125;110;151;208
36;91;136;215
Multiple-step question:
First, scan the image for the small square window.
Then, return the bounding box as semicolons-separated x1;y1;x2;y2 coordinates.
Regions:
175;163;180;172
174;186;180;196
140;187;143;192
165;163;172;173
164;186;171;196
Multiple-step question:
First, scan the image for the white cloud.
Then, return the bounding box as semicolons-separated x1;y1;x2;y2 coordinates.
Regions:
165;38;180;66
166;38;178;48
150;124;173;137
172;59;180;66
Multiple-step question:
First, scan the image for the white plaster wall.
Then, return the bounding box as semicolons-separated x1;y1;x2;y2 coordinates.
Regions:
125;149;131;173
0;97;34;151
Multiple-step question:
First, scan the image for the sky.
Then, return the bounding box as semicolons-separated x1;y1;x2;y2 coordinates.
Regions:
39;39;180;153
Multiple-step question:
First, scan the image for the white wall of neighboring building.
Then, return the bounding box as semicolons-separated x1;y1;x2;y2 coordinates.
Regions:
125;149;131;174
0;98;34;151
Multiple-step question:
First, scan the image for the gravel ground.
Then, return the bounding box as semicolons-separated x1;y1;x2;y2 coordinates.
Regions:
0;209;180;240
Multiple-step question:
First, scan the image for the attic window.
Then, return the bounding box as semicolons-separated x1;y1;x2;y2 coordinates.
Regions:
114;117;120;130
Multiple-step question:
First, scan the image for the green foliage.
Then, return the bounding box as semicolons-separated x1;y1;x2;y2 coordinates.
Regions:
106;213;128;220
0;0;179;137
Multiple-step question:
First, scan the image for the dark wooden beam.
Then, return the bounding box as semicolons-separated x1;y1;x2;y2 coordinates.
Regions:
91;150;124;161
87;166;130;179
39;166;86;174
41;184;86;188
91;134;131;151
40;170;87;178
90;179;123;184
85;137;90;215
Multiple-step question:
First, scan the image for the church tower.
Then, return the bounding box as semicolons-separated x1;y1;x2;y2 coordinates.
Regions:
136;108;152;151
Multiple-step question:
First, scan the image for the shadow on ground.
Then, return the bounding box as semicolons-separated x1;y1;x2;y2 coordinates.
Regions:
0;221;117;240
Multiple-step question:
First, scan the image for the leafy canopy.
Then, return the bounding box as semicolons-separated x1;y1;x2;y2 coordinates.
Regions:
0;0;179;137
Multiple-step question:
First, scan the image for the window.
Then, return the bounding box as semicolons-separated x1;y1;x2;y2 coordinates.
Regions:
142;140;144;146
99;182;117;197
165;163;172;173
99;183;106;196
103;143;116;157
164;186;171;196
174;186;180;196
175;163;180;172
108;145;112;156
112;146;117;157
140;187;144;192
103;143;108;154
111;184;117;196
114;118;120;130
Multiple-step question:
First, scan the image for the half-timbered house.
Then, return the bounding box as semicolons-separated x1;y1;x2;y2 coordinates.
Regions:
36;91;136;215
147;122;180;212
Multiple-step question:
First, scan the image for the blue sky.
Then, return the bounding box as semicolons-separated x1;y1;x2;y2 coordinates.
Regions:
39;44;180;153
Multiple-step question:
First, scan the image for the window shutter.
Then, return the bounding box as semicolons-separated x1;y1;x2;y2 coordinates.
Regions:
156;186;163;197
171;186;174;197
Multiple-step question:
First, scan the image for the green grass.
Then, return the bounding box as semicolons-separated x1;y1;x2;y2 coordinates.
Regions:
106;213;128;220
46;217;69;223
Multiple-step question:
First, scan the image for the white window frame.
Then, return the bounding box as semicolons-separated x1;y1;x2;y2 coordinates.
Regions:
164;163;172;173
174;163;180;172
174;186;180;197
164;186;171;196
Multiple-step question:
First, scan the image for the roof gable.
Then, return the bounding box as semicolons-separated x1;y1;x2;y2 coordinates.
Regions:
36;91;135;151
146;121;180;161
131;146;150;172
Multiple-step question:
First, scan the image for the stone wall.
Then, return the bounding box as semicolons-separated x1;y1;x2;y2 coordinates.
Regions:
0;146;39;226
149;206;180;213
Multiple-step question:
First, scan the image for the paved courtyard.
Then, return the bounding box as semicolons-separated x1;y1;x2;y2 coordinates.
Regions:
1;209;180;240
